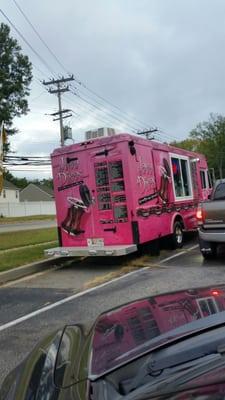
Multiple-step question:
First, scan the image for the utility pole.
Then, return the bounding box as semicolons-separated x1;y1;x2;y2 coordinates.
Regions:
43;75;74;146
136;128;158;140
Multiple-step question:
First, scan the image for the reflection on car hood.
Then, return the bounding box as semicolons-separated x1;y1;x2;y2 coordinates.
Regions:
89;285;225;378
2;285;225;400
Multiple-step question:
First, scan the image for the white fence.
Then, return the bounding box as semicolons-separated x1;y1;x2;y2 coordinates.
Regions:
0;202;56;217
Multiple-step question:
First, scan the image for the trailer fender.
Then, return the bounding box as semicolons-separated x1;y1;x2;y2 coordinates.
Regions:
169;214;185;249
170;213;185;234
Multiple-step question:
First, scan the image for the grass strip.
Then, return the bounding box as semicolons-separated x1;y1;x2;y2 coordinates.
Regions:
0;242;58;273
0;228;57;251
0;215;55;224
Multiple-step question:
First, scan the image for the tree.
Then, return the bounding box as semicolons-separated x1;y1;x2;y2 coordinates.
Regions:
190;114;225;179
4;170;28;189
171;114;225;179
0;23;32;149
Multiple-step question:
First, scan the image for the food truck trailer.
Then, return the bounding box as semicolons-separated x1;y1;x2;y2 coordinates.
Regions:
46;133;211;257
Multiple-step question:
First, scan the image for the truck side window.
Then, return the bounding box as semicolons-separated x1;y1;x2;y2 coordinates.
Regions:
214;182;225;200
200;170;207;189
171;156;192;198
207;171;212;188
172;158;183;197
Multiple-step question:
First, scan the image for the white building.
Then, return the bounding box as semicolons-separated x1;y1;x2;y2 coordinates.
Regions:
0;179;20;203
85;127;116;140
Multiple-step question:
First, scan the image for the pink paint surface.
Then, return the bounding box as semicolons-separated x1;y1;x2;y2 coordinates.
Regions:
51;134;210;248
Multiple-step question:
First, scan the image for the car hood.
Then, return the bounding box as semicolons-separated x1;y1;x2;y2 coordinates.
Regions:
89;285;225;378
2;285;225;399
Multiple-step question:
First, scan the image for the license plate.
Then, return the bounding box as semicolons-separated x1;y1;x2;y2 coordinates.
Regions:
87;238;104;247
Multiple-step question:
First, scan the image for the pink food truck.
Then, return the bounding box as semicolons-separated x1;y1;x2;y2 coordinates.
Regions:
46;133;211;257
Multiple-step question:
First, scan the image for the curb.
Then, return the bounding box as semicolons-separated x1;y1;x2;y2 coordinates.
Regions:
0;257;70;285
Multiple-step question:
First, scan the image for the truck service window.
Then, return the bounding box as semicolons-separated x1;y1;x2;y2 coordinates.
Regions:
111;181;125;192
171;156;191;198
207;171;212;188
114;205;128;219
95;167;109;186
109;161;124;179
200;170;207;189
181;159;191;196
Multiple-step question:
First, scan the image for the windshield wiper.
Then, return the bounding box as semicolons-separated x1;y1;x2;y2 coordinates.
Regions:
120;326;225;395
124;353;225;400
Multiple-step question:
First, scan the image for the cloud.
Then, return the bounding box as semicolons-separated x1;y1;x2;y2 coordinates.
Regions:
2;0;225;177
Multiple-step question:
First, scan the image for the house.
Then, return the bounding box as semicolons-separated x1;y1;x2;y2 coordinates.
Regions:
20;183;54;202
0;179;20;203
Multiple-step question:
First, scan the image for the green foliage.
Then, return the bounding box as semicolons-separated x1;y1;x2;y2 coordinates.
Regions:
4;170;53;189
170;138;199;152
190;114;225;179
0;228;57;251
0;242;57;272
32;178;54;189
4;170;28;188
0;23;32;148
171;114;225;179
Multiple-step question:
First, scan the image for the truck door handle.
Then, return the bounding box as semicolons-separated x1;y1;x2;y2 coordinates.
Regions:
103;227;117;233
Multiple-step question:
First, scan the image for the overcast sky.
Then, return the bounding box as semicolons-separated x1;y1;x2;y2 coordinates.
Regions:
1;0;225;179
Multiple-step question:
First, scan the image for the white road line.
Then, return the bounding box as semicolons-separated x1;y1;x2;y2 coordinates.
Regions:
159;251;186;264
0;268;144;332
0;244;198;332
160;244;198;264
186;244;198;252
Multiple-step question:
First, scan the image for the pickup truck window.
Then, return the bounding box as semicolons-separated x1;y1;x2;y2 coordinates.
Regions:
214;182;225;200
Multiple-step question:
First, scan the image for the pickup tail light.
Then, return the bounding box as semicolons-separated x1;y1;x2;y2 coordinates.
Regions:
196;206;204;223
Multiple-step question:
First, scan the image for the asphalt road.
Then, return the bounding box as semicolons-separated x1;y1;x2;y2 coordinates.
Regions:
0;219;56;232
0;238;225;385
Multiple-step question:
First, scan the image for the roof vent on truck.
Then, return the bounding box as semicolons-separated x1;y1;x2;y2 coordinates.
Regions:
80;140;94;146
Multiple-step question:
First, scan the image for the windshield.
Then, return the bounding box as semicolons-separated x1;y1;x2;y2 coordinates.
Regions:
90;287;225;378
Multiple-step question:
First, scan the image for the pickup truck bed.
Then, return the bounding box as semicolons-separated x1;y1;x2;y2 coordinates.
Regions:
198;179;225;259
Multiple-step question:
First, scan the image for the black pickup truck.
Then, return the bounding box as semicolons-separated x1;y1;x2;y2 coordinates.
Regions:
198;179;225;259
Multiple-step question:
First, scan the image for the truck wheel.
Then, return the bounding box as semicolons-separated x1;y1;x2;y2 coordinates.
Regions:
170;221;184;249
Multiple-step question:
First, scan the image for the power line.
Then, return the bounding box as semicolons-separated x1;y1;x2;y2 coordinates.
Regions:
29;91;47;102
8;2;180;143
0;8;56;75
72;86;146;131
70;90;137;132
12;0;70;75
64;94;136;131
9;2;160;133
74;86;146;129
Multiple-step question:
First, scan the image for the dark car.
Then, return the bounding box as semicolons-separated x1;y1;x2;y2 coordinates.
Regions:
197;179;225;259
2;286;225;399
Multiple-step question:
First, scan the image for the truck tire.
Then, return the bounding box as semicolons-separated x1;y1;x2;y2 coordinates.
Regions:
170;221;184;249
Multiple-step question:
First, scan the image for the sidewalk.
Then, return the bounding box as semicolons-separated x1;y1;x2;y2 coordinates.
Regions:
0;220;56;233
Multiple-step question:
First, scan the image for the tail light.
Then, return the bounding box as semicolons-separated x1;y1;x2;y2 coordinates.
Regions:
196;206;204;223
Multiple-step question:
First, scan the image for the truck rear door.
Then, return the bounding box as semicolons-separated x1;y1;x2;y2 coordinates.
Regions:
52;141;134;248
92;155;133;245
